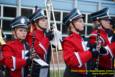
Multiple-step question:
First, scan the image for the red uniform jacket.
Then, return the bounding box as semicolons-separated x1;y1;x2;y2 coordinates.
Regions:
89;28;113;69
26;28;50;61
0;52;3;64
2;39;27;77
0;46;4;64
63;32;92;74
104;42;115;58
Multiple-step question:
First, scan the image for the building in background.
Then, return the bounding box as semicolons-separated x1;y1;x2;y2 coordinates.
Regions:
0;0;115;39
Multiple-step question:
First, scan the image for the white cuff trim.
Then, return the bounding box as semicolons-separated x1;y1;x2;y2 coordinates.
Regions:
105;46;113;58
11;56;16;71
74;52;82;67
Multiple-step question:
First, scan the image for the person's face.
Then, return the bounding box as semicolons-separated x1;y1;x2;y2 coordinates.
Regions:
100;19;112;29
72;18;85;31
36;18;48;30
13;27;28;40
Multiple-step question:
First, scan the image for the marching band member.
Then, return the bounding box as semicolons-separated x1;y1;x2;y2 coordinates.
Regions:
89;8;114;77
0;27;5;64
26;8;52;77
101;16;115;58
0;27;5;77
62;8;98;77
2;16;31;77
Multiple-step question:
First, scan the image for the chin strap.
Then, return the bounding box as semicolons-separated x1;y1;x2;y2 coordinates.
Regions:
71;22;82;33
